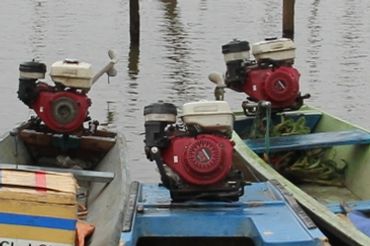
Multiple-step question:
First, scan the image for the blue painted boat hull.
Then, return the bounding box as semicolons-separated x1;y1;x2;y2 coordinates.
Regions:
121;181;326;246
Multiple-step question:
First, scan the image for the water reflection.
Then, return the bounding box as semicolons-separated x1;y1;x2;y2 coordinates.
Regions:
261;0;281;38
30;0;48;60
125;44;140;130
159;0;200;105
305;0;321;86
338;0;364;85
199;0;208;12
337;0;368;116
105;101;116;125
126;43;140;115
128;44;140;80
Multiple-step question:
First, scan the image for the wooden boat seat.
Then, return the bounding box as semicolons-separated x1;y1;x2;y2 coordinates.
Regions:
245;129;370;153
19;129;116;152
327;200;370;214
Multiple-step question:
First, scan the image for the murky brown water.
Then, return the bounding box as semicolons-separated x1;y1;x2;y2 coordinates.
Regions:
1;0;370;182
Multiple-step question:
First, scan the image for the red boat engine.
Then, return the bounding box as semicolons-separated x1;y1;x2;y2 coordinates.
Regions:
33;90;91;133
162;134;233;186
18;60;93;133
144;101;244;201
243;66;300;109
222;38;309;111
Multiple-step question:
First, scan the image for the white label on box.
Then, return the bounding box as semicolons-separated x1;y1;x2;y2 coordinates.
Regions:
0;238;72;246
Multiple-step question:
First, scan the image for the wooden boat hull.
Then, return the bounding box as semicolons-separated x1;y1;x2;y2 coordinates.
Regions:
0;124;129;246
233;105;370;245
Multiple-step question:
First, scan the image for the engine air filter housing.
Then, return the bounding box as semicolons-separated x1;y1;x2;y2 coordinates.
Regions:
144;102;177;123
252;38;295;62
182;101;234;135
222;39;250;63
50;59;93;89
19;61;46;79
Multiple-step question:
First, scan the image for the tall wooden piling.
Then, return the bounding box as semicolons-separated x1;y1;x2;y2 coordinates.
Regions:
282;0;295;40
130;0;140;45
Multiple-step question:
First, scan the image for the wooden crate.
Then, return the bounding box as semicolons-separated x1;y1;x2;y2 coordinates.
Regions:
0;169;77;246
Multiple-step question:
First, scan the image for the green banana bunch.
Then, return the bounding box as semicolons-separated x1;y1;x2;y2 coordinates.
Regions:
282;149;346;186
249;114;346;186
271;115;310;137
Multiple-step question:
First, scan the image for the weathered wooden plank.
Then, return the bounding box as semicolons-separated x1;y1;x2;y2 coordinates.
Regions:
19;129;116;152
130;0;140;45
282;0;295;40
0;163;114;183
245;130;370;153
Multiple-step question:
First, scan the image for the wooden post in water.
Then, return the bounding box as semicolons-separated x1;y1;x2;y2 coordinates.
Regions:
282;0;295;40
130;0;140;45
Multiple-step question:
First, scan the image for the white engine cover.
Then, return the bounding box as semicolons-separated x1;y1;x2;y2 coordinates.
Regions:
50;59;93;89
182;101;234;135
252;38;295;62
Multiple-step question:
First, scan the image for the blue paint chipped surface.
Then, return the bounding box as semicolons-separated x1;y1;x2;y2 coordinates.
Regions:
121;182;326;245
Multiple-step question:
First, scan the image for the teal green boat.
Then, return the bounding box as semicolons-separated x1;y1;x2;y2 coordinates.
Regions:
232;106;370;245
213;34;370;245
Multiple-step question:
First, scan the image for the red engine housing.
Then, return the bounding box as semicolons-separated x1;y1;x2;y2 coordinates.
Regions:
32;91;91;133
243;66;300;109
161;134;234;186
